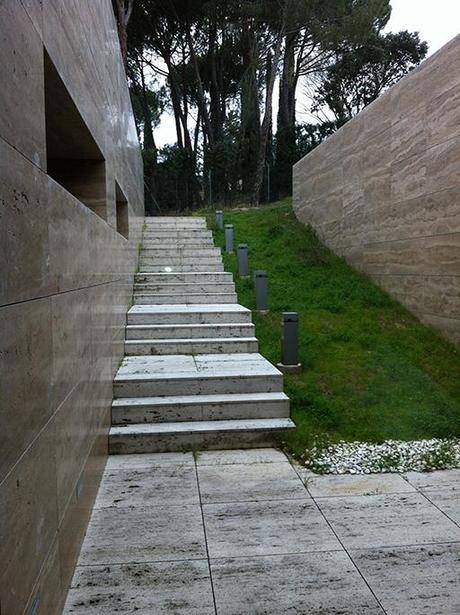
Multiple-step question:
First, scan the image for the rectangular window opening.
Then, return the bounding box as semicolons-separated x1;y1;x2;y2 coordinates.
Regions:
44;49;107;221
115;181;129;239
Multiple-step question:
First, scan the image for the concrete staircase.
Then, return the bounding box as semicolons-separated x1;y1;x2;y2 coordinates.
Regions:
109;216;294;453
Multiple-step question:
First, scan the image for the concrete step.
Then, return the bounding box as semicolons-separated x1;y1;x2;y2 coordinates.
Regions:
138;264;224;272
112;391;290;424
140;248;220;256
145;220;206;228
133;282;235;294
113;353;283;397
135;272;233;284
125;323;255;340
142;231;212;239
133;292;238;305
128;304;252;325
142;238;215;246
145;216;206;222
139;258;222;266
124;336;259;355
144;221;206;227
109;418;294;453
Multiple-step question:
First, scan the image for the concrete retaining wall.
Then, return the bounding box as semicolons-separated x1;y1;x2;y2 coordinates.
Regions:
293;35;460;348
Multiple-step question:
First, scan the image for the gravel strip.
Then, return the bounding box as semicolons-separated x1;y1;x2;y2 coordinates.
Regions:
300;438;460;474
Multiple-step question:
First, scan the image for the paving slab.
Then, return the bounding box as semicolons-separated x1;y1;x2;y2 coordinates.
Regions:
197;461;306;504
423;490;460;525
78;504;206;565
316;492;460;549
298;471;417;498
211;551;384;615
404;469;460;492
196;448;288;465
105;452;194;470
351;543;460;615
63;560;215;614
94;465;199;508
203;499;341;558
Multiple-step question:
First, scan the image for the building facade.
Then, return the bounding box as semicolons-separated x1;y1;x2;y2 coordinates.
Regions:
0;1;144;612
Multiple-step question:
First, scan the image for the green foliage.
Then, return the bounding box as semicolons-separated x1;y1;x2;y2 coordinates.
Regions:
312;31;428;124
127;0;427;209
202;200;460;457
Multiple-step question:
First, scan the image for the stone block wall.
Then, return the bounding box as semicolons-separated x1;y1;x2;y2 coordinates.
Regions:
293;35;460;348
0;1;144;613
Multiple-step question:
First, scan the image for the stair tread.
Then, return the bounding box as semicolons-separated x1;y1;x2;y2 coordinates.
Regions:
126;323;253;329
129;303;250;314
112;391;289;407
114;353;281;382
125;336;258;344
110;417;295;435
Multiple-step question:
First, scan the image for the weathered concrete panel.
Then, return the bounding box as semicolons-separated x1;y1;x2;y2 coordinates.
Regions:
0;1;144;613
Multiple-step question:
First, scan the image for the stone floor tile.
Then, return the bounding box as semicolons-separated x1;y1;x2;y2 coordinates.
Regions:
63;560;215;614
94;465;199;508
404;469;460;492
196;448;288;466
300;472;416;498
78;504;206;565
424;490;460;525
203;499;341;558
198;462;306;504
316;493;460;549
351;543;460;615
105;452;194;470
211;552;383;615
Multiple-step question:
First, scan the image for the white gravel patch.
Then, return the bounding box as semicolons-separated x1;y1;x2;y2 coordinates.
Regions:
301;438;460;474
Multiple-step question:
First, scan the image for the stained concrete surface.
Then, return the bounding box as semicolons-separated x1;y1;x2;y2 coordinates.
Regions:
64;449;460;614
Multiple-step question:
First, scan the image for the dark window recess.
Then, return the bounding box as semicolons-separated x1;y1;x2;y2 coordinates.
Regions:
44;49;107;220
115;181;129;239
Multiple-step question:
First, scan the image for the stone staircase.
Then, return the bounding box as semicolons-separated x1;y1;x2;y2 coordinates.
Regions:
109;216;295;453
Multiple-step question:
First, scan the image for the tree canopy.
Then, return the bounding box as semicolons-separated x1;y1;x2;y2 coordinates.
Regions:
113;0;428;212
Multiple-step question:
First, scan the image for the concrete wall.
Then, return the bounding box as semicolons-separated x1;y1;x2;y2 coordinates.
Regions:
0;1;144;613
293;35;460;348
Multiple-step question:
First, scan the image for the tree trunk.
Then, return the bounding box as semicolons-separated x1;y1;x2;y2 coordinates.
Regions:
186;24;214;147
240;21;260;196
115;0;133;70
274;30;298;197
252;26;284;205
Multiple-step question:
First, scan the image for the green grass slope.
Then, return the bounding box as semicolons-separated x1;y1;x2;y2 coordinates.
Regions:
200;200;460;457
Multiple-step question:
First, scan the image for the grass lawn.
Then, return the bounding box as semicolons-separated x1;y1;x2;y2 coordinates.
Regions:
198;199;460;458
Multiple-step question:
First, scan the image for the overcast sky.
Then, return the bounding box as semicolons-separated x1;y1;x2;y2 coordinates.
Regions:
154;0;460;147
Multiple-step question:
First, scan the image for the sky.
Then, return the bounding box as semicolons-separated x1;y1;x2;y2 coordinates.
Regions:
154;0;460;147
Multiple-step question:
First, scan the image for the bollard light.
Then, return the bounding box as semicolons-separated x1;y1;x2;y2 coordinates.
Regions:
254;270;268;312
225;224;234;253
237;244;249;278
277;312;302;374
215;210;223;230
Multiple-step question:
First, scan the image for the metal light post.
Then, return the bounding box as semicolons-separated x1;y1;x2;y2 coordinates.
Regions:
225;224;234;253
215;210;223;229
277;312;302;374
237;244;249;278
254;270;268;312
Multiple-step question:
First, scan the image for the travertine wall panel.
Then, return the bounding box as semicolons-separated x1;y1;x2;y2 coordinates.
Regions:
0;1;144;613
294;35;460;348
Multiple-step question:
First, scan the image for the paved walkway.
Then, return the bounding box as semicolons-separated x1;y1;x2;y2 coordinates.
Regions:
64;448;460;614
